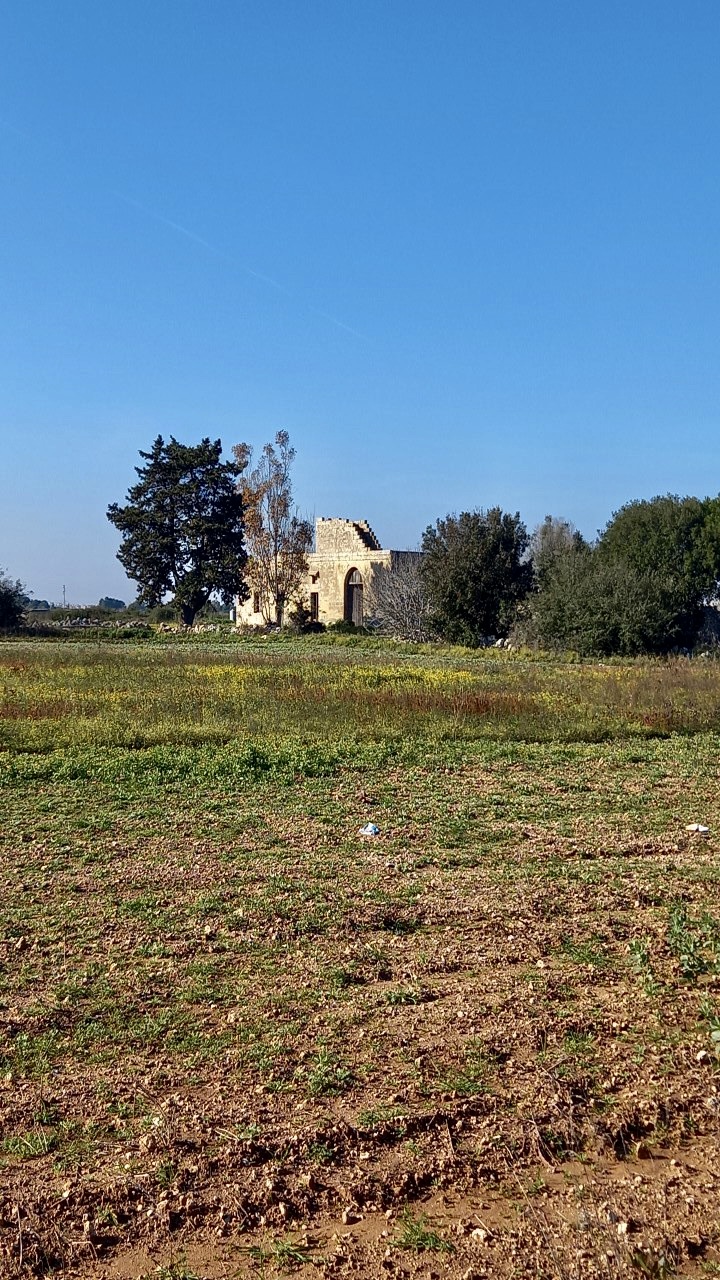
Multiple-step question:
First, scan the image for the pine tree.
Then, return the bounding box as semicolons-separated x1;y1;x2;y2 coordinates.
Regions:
107;436;248;626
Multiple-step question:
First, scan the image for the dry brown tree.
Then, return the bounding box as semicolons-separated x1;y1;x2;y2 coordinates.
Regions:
233;431;312;626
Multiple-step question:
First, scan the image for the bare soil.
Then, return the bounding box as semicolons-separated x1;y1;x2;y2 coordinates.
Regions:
2;650;720;1279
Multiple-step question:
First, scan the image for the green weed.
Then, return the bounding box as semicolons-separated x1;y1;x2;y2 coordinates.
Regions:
437;1043;489;1097
245;1238;315;1269
304;1049;353;1098
629;938;661;995
356;1104;407;1132
667;904;719;982
2;1030;63;1078
385;985;424;1006
306;1140;336;1164
699;996;720;1057
1;1128;54;1159
560;936;609;969
392;1209;454;1254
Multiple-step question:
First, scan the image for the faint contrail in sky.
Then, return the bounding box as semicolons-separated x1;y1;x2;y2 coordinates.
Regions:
119;194;215;251
310;308;366;339
0;121;365;337
0;116;31;139
117;192;365;337
117;193;289;291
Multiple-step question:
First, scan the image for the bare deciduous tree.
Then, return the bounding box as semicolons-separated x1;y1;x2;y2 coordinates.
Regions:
368;554;433;641
530;515;586;587
233;431;312;626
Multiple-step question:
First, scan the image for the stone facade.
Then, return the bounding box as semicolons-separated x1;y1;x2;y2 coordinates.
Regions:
235;518;418;627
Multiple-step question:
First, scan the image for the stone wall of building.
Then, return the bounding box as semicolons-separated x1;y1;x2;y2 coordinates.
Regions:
314;518;382;555
235;518;411;627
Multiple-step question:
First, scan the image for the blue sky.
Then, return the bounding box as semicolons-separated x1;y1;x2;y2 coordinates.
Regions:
2;0;719;603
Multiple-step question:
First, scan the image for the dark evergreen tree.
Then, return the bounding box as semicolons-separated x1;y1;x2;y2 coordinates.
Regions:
530;545;685;656
0;571;26;629
107;436;248;626
597;495;714;649
420;508;532;645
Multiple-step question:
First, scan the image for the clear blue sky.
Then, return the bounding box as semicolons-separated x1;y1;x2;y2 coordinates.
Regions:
2;1;719;603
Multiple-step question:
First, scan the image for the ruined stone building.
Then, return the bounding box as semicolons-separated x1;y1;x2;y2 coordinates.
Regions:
235;517;419;627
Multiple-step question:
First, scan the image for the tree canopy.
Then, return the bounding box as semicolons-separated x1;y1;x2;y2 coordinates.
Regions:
0;571;26;629
524;496;720;655
528;543;687;656
420;508;532;646
597;496;712;644
107;436;248;626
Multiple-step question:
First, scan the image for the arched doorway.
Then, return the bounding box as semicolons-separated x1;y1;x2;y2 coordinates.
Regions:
344;568;363;625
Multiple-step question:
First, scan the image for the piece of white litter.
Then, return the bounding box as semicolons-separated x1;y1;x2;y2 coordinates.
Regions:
686;823;710;833
359;823;380;837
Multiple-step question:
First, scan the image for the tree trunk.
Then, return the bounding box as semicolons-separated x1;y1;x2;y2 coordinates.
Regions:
181;603;196;627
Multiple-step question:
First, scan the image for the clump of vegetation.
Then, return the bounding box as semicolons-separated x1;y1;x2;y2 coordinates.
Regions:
304;1048;353;1097
393;1209;454;1253
667;903;720;982
526;495;720;655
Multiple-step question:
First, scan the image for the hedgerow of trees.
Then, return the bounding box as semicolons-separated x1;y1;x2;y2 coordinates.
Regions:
411;495;720;655
525;496;720;655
